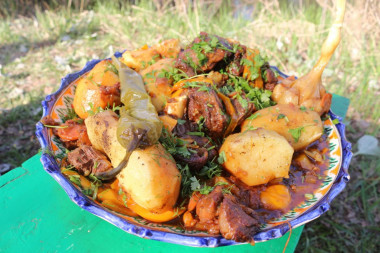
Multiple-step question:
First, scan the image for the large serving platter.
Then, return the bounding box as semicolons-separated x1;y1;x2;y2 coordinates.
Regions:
36;52;352;247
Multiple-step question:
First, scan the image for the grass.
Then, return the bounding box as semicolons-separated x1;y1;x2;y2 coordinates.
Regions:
0;0;379;251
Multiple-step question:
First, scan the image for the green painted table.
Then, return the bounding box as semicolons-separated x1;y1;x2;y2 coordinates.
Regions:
0;95;349;253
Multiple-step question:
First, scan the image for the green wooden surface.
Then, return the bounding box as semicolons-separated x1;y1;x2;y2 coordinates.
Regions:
0;94;349;253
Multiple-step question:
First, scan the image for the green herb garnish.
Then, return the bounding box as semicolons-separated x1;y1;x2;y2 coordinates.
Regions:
277;113;289;122
246;113;260;120
288;126;306;142
218;151;227;164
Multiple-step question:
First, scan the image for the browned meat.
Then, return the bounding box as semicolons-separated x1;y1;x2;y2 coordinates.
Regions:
174;147;208;170
41;115;59;126
174;32;233;76
226;44;246;76
172;123;218;170
187;87;228;140
264;68;278;91
174;49;197;77
218;195;259;242
68;145;112;176
196;186;223;222
229;176;263;210
99;82;121;106
230;94;256;126
42;116;91;150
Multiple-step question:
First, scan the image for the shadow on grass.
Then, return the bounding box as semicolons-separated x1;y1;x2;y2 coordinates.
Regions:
0;39;57;66
0;97;43;172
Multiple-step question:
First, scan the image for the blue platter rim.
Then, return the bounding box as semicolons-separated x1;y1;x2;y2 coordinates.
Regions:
35;53;352;247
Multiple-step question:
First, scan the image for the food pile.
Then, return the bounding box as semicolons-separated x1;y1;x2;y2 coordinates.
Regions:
42;2;345;241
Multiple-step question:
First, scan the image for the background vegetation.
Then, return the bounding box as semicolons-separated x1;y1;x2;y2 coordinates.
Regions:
0;0;379;252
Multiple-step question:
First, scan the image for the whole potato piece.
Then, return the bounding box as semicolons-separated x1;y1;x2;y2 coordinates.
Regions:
152;39;181;58
88;59;119;87
121;46;161;72
219;129;294;186
117;144;181;213
241;104;323;151
85;110;126;168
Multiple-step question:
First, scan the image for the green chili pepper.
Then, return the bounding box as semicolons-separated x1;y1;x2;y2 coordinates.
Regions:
96;57;162;180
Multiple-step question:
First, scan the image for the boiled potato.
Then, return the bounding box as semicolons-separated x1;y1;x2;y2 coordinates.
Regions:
88;59;119;86
219;128;294;186
73;60;121;119
121;45;161;72
85;110;126;168
152;39;181;58
117;144;181;213
140;58;175;112
241;104;323;151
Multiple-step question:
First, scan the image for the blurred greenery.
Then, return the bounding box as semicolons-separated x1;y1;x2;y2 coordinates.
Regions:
0;0;379;252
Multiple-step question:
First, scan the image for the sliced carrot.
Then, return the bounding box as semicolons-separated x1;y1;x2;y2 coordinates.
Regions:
242;48;260;81
217;92;239;136
102;199;138;217
127;200;185;223
56;123;86;142
98;189;120;203
253;71;264;89
115;187;185;222
188;192;201;212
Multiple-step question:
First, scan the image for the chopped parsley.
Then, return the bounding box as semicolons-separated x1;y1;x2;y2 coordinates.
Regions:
159;127;191;158
104;61;119;75
157;67;189;83
288;126;306;142
177;119;186;125
241;52;267;81
277;113;289;122
69;175;81;187
218;151;227;164
198;161;222;179
187;131;205;137
246;113;260;120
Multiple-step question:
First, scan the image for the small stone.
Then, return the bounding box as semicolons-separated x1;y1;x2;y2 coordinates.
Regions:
61;35;71;42
0;163;13;175
19;44;28;53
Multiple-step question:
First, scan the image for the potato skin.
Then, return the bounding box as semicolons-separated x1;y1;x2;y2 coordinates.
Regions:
219;129;294;186
85;110;126;168
241;104;323;151
117;144;181;213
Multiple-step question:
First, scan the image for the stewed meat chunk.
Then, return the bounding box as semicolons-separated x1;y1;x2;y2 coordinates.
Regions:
218;195;260;242
187;87;228;140
68;145;112;176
